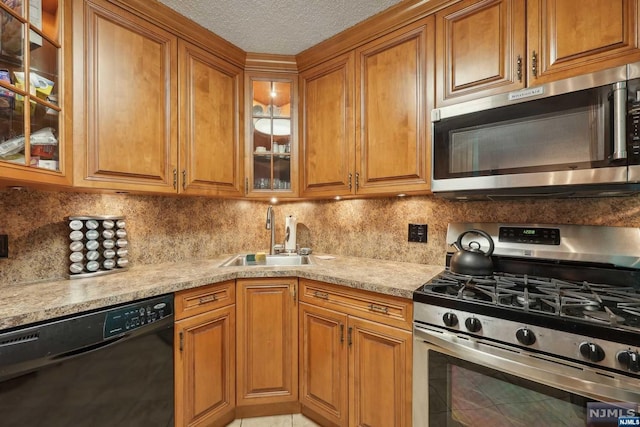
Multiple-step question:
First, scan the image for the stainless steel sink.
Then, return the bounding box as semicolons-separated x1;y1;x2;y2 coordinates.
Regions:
218;254;313;267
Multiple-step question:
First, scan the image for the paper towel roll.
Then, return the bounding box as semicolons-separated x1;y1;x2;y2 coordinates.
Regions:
285;215;297;252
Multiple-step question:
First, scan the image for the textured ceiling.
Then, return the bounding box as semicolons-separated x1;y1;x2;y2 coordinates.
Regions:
157;0;404;55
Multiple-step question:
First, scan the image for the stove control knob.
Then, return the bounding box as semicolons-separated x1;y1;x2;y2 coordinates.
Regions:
579;342;605;362
516;328;536;346
442;312;458;327
465;317;482;333
617;350;640;372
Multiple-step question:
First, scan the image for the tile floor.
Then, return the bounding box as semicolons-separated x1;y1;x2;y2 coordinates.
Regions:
226;414;322;427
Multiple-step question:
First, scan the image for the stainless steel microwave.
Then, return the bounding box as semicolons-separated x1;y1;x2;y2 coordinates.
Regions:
431;63;640;199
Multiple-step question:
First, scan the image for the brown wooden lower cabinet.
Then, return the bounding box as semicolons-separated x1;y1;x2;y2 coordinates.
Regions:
299;280;413;427
175;282;236;427
299;303;349;426
348;317;412;427
174;278;411;426
236;278;299;415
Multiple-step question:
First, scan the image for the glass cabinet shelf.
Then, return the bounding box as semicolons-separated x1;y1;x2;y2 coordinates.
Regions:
249;77;293;192
0;0;61;172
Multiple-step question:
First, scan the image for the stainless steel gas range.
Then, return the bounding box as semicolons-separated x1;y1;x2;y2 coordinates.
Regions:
413;223;640;427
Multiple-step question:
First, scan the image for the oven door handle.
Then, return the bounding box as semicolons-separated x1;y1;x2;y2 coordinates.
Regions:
414;324;640;403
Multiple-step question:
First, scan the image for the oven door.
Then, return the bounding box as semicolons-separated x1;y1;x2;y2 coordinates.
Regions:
413;324;640;427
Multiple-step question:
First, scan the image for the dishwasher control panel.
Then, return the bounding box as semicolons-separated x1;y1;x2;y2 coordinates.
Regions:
103;294;173;339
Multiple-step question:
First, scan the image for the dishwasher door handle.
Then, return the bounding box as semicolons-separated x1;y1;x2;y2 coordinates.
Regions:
53;335;127;361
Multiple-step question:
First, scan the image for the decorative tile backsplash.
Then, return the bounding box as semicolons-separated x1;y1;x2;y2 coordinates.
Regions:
1;187;640;285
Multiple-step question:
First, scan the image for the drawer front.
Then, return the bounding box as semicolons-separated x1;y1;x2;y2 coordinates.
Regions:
299;279;412;330
175;280;235;320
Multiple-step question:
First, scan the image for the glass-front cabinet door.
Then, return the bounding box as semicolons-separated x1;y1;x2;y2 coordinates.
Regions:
0;0;65;183
246;74;297;198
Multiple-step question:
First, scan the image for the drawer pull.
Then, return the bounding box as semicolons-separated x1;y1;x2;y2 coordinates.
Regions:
314;291;329;300
199;295;217;304
369;303;389;314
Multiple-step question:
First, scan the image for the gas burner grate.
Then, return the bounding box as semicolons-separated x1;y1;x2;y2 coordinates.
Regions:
420;270;640;331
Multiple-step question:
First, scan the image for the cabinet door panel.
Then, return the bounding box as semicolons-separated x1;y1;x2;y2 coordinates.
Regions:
436;0;526;105
528;0;640;83
355;18;433;195
236;278;298;406
349;317;412;427
179;41;243;196
299;303;348;426
75;0;177;192
175;306;235;427
300;52;355;197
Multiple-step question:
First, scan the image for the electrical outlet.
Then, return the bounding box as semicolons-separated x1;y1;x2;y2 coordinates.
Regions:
0;234;7;258
408;224;428;243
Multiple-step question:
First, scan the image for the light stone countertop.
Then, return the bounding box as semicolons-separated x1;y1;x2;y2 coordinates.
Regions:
0;254;444;330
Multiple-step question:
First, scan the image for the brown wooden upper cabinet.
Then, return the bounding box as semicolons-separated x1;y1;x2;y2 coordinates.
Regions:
73;0;243;196
436;0;640;106
299;52;355;198
300;17;434;198
179;41;244;197
0;0;71;187
245;73;298;198
73;0;177;193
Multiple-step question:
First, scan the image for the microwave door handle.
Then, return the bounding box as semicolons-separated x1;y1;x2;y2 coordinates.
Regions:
612;81;627;161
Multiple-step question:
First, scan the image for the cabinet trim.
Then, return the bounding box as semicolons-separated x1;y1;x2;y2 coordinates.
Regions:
296;0;454;72
107;0;246;68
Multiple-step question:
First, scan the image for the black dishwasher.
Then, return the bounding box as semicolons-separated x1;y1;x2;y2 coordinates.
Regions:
0;294;174;427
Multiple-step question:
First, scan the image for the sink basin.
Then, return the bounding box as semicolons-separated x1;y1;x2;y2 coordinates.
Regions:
218;254;313;267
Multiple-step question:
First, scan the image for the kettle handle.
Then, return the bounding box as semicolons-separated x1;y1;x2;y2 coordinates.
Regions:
456;229;495;257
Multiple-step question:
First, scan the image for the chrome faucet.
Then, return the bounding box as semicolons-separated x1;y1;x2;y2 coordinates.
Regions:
266;205;275;255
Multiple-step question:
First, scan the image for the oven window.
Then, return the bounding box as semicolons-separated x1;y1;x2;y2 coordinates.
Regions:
428;351;612;427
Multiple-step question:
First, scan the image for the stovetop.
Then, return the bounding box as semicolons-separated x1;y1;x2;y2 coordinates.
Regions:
414;222;640;377
416;270;640;333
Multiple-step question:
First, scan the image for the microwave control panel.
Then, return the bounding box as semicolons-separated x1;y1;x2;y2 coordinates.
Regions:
630;100;640;159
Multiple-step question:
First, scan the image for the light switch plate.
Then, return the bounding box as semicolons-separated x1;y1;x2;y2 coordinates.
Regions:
0;234;7;258
408;224;428;243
